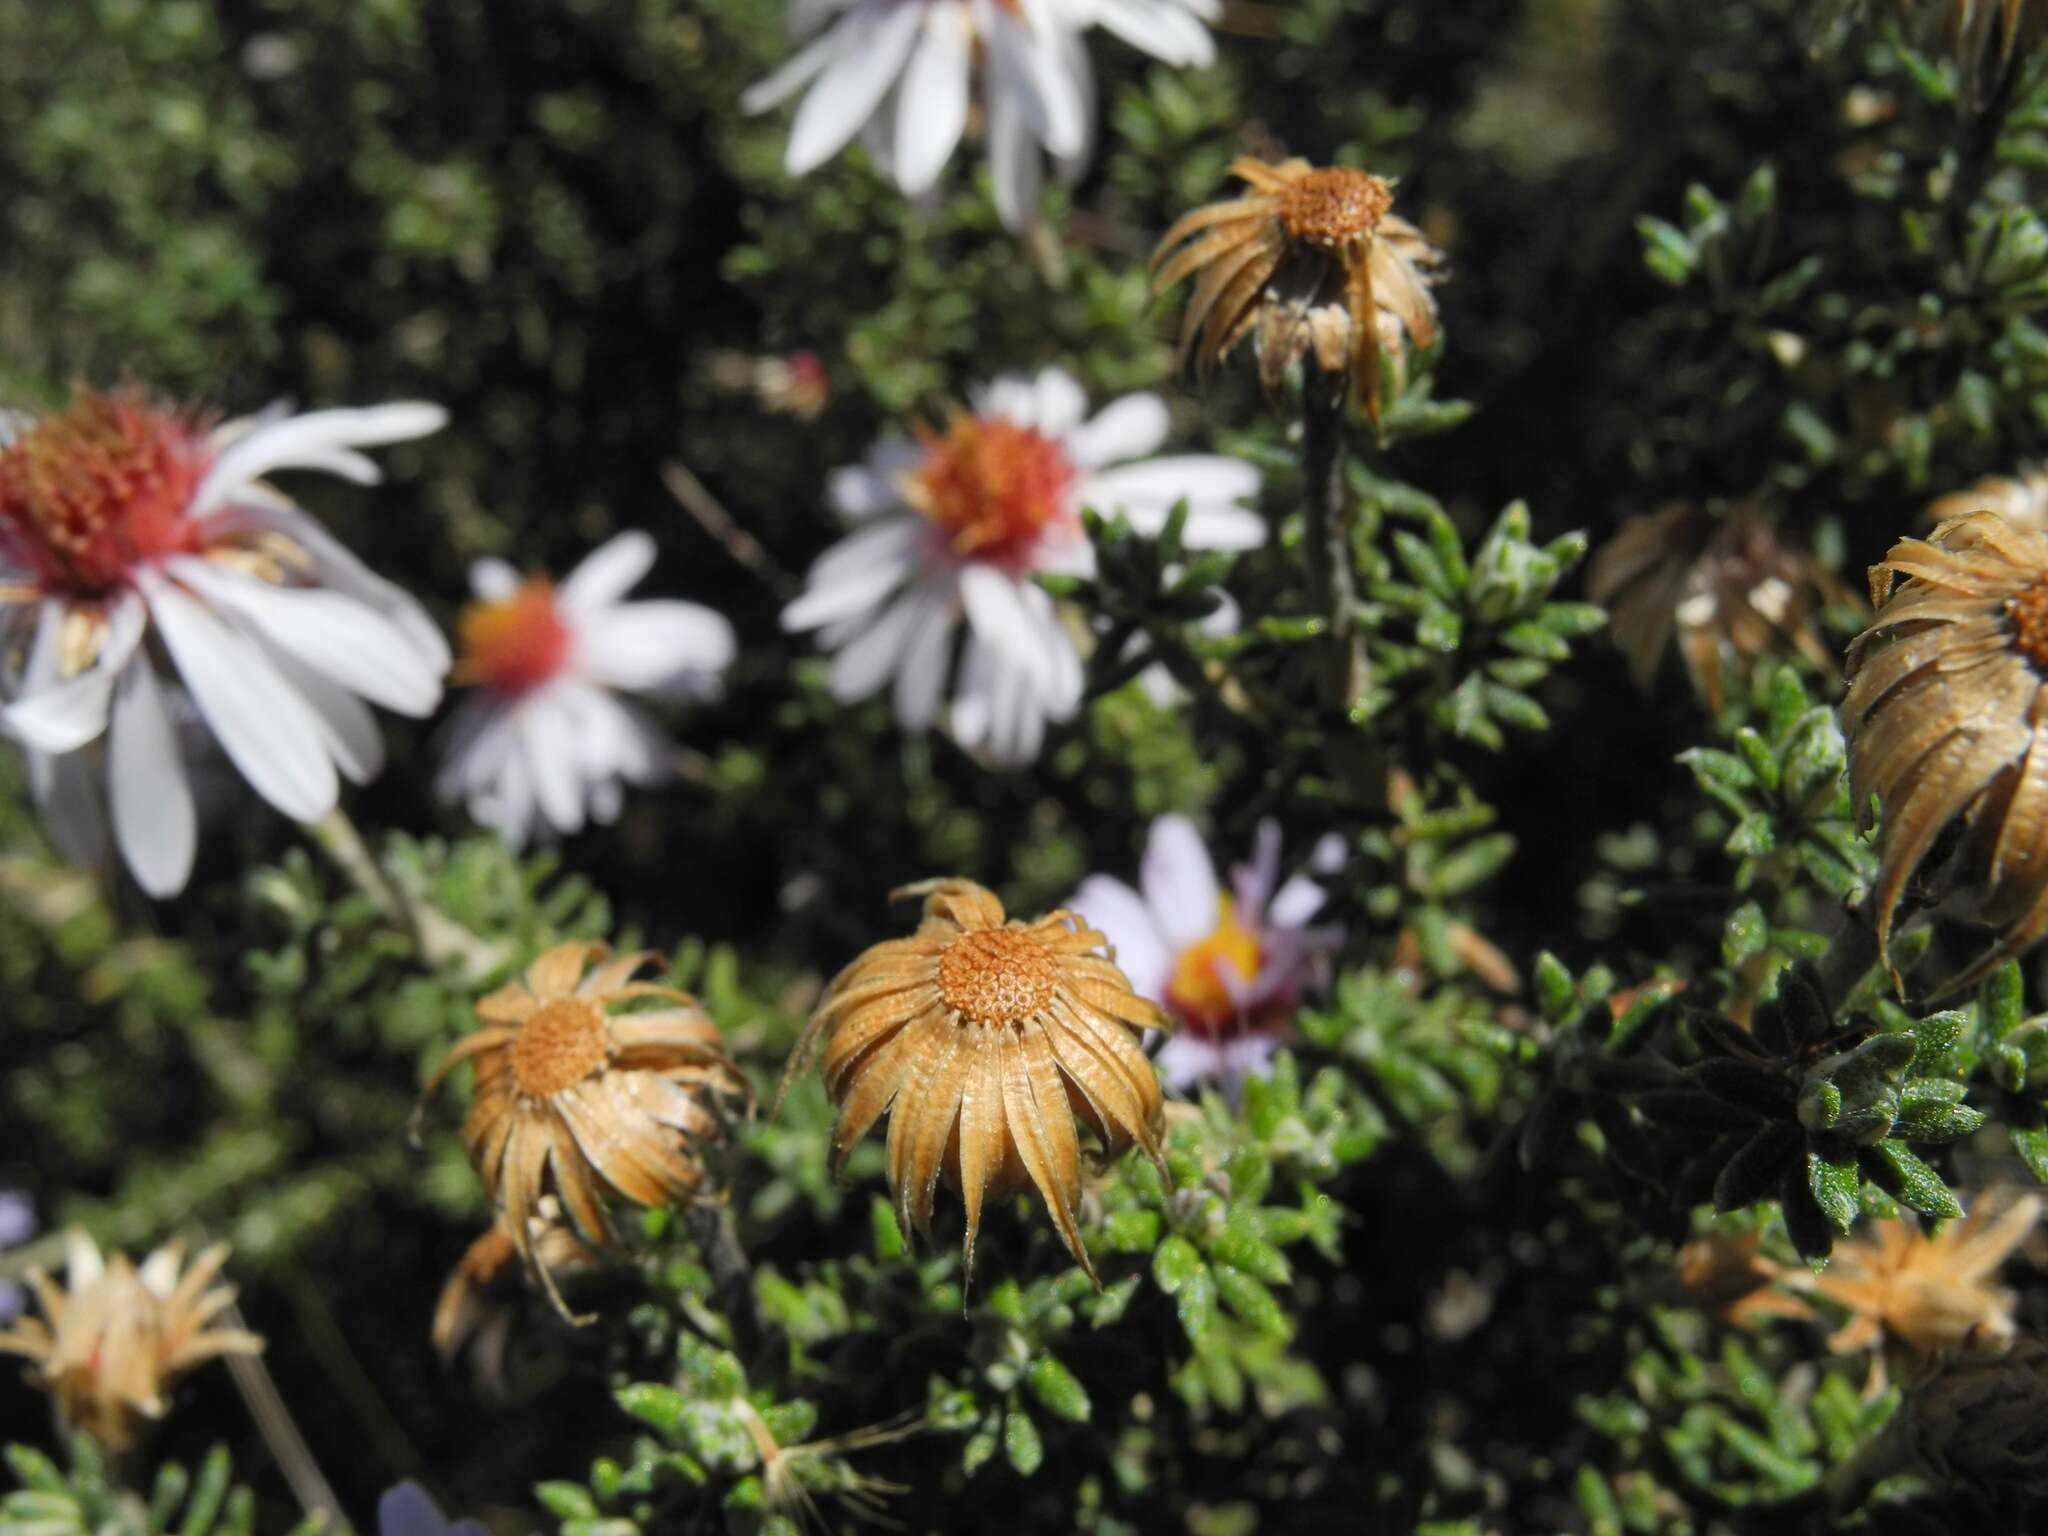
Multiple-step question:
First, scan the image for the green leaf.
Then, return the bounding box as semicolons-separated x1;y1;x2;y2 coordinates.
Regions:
1984;962;2027;1039
1534;952;1574;1022
179;1448;231;1536
1860;1141;1963;1218
1025;1356;1092;1423
1004;1400;1045;1476
1808;1150;1860;1233
871;1197;908;1261
535;1484;600;1521
1102;1209;1162;1252
2012;1125;2048;1184
1715;1123;1804;1211
615;1383;689;1438
1153;1235;1206;1296
1213;1264;1291;1337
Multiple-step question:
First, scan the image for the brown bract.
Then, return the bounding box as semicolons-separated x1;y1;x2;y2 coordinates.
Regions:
1589;503;1851;713
1149;156;1442;420
432;1214;596;1396
0;1232;262;1449
1926;465;2048;534
1674;1232;1815;1330
1796;1196;2040;1368
779;878;1167;1283
1844;513;2048;990
424;941;748;1318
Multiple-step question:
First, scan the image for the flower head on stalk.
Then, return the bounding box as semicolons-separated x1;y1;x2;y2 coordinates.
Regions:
1150;156;1444;422
436;531;736;849
0;388;450;896
1070;815;1343;1095
742;0;1219;231
781;366;1261;764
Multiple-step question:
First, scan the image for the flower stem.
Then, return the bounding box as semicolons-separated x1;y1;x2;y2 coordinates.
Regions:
688;1200;761;1358
1302;374;1363;710
308;808;508;980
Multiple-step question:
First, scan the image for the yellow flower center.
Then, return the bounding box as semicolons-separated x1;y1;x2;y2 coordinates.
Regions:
0;390;212;598
904;413;1077;573
938;927;1058;1025
456;577;574;694
2008;574;2048;669
1278;167;1392;249
1165;896;1264;1036
510;997;611;1098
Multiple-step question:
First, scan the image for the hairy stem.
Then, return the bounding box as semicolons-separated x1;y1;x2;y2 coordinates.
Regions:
689;1200;761;1358
307;809;507;981
1302;375;1363;710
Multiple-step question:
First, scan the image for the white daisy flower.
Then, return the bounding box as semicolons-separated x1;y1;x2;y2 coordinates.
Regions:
1070;814;1344;1095
0;388;450;897
741;0;1219;230
781;365;1262;764
436;530;737;849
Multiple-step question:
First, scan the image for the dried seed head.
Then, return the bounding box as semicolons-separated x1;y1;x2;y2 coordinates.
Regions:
2007;574;2048;669
1278;168;1392;248
937;927;1058;1024
510;998;612;1098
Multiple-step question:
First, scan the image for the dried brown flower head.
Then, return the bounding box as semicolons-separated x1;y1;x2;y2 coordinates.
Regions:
1589;503;1851;712
425;941;749;1317
1844;513;2048;989
1149;157;1443;419
0;1232;262;1449
432;1213;597;1396
1674;1232;1815;1329
780;879;1167;1283
1799;1195;2040;1363
1927;464;2048;533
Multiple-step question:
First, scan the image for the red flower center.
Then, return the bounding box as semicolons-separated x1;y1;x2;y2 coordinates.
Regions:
905;413;1077;574
0;392;213;598
456;578;574;695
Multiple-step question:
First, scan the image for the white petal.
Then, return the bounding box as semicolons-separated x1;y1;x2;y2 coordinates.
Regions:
3;595;146;754
470;558;519;601
1142;813;1221;950
262;643;386;784
982;7;1085;158
959;565;1053;694
1268;873;1328;930
1175;506;1268;551
1155;1032;1226;1093
192;402;447;519
784;518;924;633
1093;0;1215;65
108;658;196;897
983;61;1042;230
577;601;737;691
139;570;339;823
1032;367;1089;438
1069;875;1171;998
740;27;842;113
893;5;972;194
560;530;655;614
25;744;108;869
785;1;925;175
827;591;927;704
167;557;443;717
1082;454;1261;517
517;688;587;836
891;583;957;730
1069;393;1170;468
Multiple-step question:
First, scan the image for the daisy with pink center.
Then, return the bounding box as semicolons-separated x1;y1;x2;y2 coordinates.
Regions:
436;531;737;848
742;0;1219;231
1070;814;1344;1093
781;365;1262;763
0;389;450;896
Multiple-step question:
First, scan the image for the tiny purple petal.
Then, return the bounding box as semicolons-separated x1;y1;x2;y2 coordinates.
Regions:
0;1192;33;1248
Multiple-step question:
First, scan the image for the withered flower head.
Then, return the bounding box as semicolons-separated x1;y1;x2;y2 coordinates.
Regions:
424;941;748;1317
0;1232;262;1449
1674;1231;1815;1329
432;1213;597;1396
1844;1335;2048;1521
1844;513;2048;989
1927;464;2048;534
779;879;1167;1283
1588;503;1850;712
1802;1194;2040;1360
1149;156;1443;418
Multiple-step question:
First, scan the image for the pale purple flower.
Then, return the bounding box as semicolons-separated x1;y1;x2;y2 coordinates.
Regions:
781;366;1262;764
742;0;1220;230
0;1192;32;1323
1070;814;1343;1093
377;1483;488;1536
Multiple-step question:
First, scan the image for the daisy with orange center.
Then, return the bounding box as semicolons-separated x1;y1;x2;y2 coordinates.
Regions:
1070;815;1342;1093
779;878;1166;1282
437;531;736;848
0;386;449;896
1843;511;2048;989
1150;157;1444;417
781;366;1263;764
0;1231;262;1449
423;941;748;1318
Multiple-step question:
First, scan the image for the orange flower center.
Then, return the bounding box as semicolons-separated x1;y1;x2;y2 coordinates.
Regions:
2008;575;2048;669
456;578;575;694
938;927;1058;1025
905;414;1077;573
1278;168;1392;249
510;997;611;1098
0;391;212;597
1165;896;1265;1037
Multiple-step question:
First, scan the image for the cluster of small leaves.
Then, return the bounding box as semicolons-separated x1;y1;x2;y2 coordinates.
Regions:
1351;780;1517;988
1955;960;2048;1186
1574;1313;1903;1524
1353;493;1601;749
2;1439;317;1536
